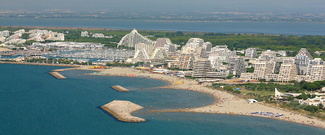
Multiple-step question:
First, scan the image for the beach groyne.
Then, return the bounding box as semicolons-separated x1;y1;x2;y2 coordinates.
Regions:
49;72;67;79
112;85;130;92
101;100;146;122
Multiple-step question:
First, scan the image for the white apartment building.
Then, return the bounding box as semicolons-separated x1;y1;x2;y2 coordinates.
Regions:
192;59;212;77
118;29;155;48
92;33;105;38
133;43;155;62
276;62;297;82
245;48;257;58
0;30;10;37
178;54;195;70
81;31;89;37
299;96;325;107
155;38;172;48
295;48;313;75
252;60;276;80
305;58;325;82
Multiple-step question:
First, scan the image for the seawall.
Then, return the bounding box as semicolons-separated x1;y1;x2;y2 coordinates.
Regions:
101;100;146;122
49;72;67;79
111;85;130;92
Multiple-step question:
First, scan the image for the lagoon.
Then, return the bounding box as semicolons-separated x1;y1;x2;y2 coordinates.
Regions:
1;18;325;36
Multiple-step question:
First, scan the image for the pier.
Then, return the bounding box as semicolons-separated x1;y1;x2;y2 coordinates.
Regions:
49;72;67;79
111;85;130;92
101;100;146;122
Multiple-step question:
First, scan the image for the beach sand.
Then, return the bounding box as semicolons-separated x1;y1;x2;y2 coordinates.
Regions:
0;47;11;52
14;63;323;129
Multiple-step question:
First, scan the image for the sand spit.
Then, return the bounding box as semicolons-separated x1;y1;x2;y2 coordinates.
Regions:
49;72;66;79
101;100;146;122
112;85;130;92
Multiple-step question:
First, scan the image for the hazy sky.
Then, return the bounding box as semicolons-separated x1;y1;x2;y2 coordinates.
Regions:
0;0;324;13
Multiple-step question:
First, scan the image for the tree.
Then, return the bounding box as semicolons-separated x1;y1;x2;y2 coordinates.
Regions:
288;96;294;101
226;74;234;79
233;90;241;94
175;31;184;36
259;79;266;82
318;103;324;109
246;67;254;73
304;105;319;113
305;83;319;91
296;93;308;100
224;86;233;91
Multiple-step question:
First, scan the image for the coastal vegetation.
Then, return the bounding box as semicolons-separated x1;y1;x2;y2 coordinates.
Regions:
24;58;92;65
106;62;144;67
2;26;325;60
213;80;325;93
212;81;325;119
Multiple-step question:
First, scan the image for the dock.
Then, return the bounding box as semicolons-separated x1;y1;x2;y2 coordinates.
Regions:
49;72;67;79
112;85;130;92
101;100;146;122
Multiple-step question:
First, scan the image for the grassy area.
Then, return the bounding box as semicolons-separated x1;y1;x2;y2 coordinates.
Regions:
240;89;274;96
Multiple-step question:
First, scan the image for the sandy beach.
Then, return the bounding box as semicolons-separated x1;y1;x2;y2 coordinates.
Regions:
0;47;11;52
61;66;323;129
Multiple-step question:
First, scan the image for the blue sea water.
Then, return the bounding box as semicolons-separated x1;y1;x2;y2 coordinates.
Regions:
1;18;325;36
0;64;325;135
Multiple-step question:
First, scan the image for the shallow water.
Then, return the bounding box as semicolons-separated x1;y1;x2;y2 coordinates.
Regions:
0;64;324;135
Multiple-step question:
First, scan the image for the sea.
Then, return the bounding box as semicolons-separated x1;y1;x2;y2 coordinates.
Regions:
1;18;325;36
0;64;325;135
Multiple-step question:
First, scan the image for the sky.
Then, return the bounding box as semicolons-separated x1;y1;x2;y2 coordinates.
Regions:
0;0;324;13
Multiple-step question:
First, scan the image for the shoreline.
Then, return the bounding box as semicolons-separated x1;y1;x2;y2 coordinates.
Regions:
0;61;79;67
1;63;324;129
93;66;325;129
0;25;119;31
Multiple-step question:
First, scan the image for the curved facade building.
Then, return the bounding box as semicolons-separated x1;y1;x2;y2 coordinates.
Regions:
117;29;155;48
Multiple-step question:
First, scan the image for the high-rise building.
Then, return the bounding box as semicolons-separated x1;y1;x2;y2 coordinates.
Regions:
178;54;195;70
118;29;155;48
0;30;10;37
185;38;204;48
277;61;297;82
305;58;325;82
259;50;277;61
295;48;313;75
245;48;257;58
203;42;212;52
208;45;236;69
252;60;276;80
151;48;167;60
133;43;155;62
227;56;246;76
155;38;172;48
192;59;212;77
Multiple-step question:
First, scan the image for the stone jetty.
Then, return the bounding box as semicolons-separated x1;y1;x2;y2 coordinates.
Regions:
101;100;146;122
49;72;67;79
111;85;130;92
